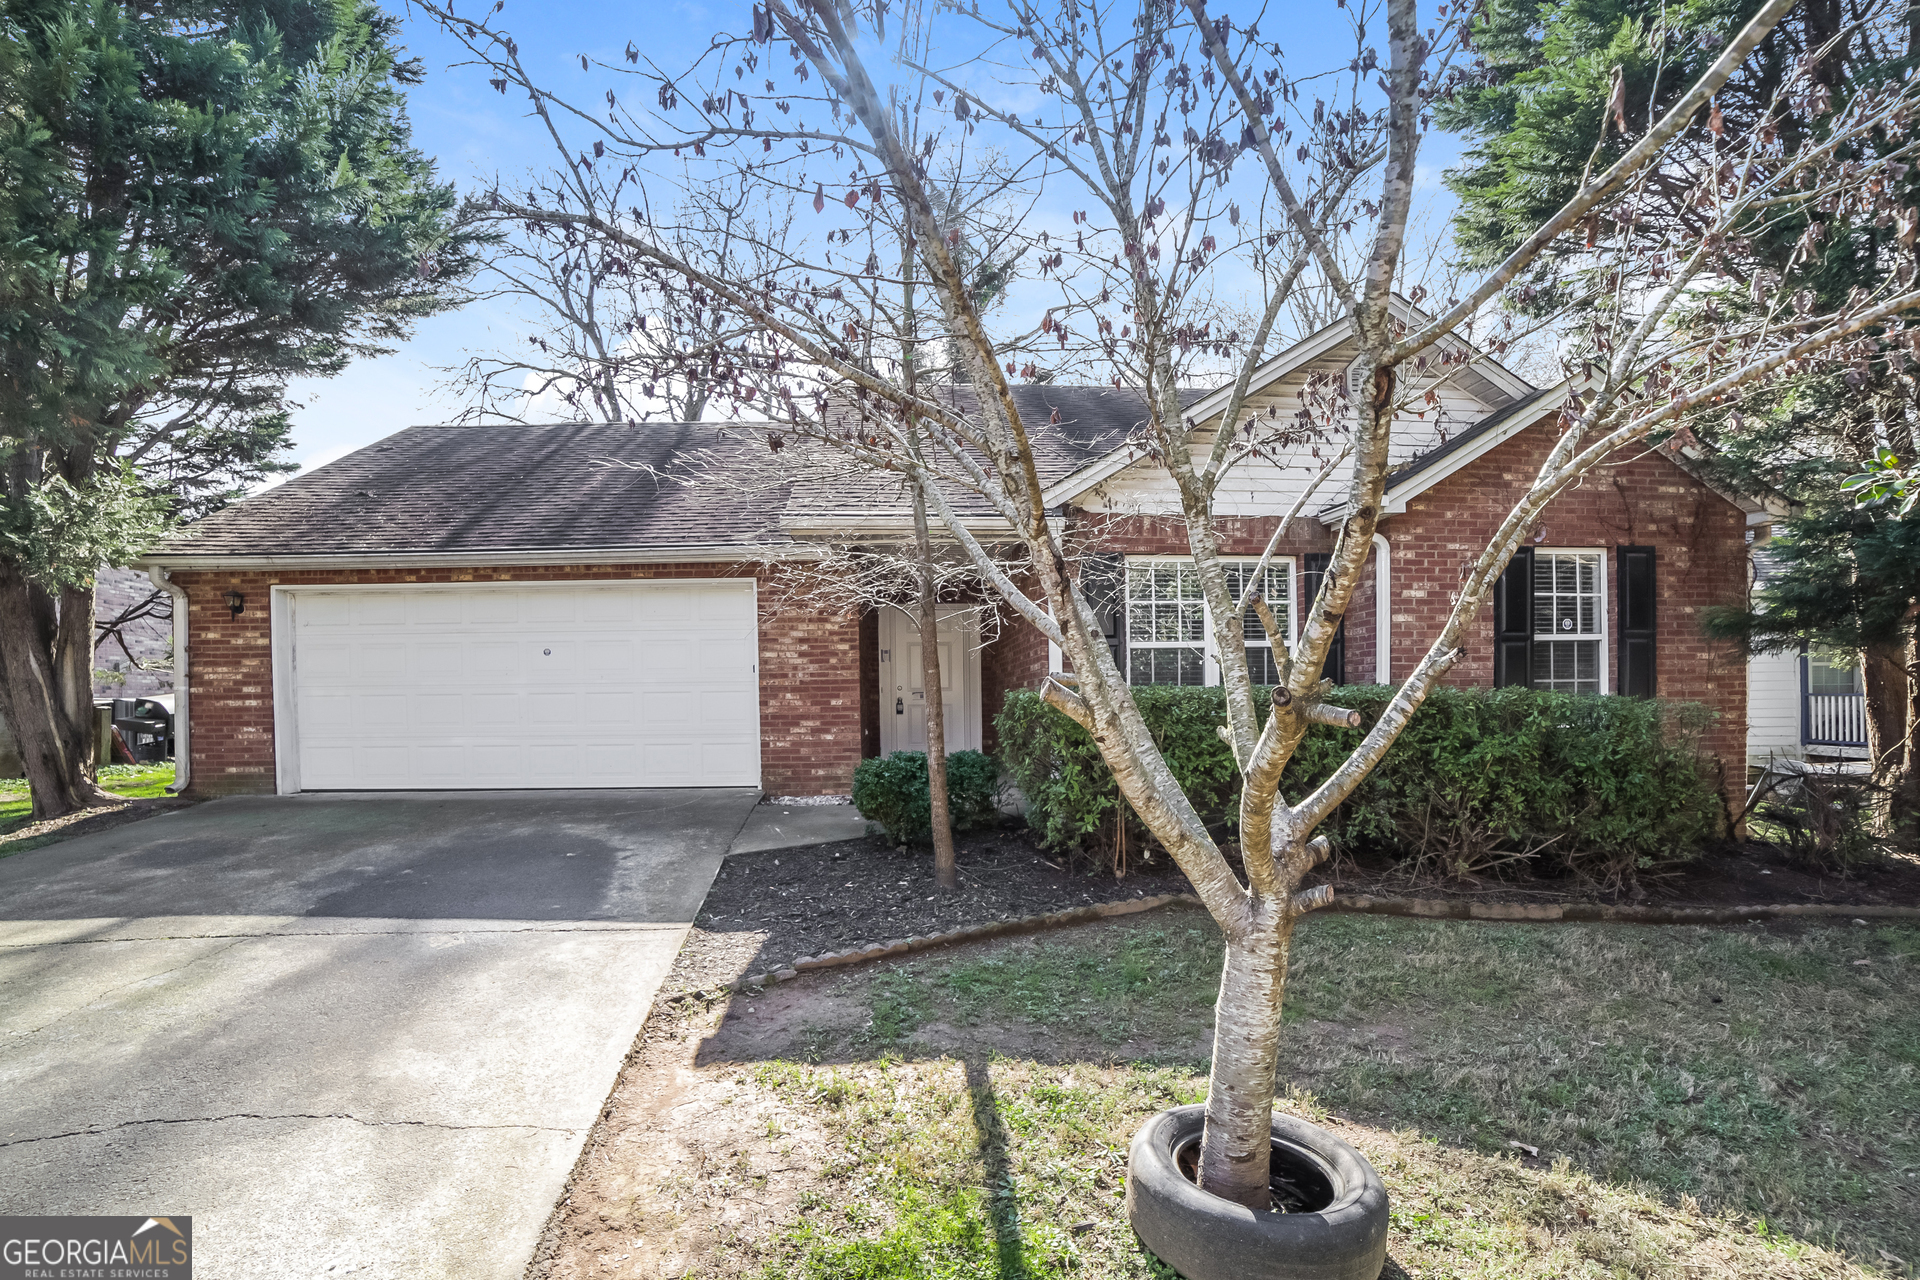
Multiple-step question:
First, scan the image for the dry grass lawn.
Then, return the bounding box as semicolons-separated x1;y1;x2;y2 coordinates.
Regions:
534;908;1918;1280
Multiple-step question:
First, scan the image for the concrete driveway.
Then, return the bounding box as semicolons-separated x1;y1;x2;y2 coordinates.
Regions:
0;788;757;1278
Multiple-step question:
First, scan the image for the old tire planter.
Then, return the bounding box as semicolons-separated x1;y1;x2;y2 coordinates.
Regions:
1126;1105;1389;1280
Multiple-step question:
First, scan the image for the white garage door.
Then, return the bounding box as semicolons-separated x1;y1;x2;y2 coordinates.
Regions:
281;582;760;790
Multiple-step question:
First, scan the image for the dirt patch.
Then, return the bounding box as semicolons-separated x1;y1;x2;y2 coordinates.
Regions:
0;796;196;858
524;997;838;1280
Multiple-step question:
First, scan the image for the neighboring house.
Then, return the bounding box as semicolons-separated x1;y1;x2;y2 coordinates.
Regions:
0;569;172;778
1744;547;1869;767
95;566;176;699
136;310;1757;802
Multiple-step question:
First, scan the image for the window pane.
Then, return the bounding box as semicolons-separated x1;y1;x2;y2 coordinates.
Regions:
1532;551;1603;645
1246;646;1280;685
1808;651;1864;696
1532;639;1600;695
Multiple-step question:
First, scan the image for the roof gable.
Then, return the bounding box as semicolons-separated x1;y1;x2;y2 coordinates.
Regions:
1043;296;1538;507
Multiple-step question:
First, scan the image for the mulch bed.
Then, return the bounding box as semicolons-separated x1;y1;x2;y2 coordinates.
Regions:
669;820;1920;994
671;826;1192;992
0;796;197;857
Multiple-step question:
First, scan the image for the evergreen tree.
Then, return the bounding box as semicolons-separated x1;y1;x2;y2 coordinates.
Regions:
0;0;474;817
1438;0;1920;817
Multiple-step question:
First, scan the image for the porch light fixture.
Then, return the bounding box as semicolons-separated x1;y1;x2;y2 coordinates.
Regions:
225;589;245;618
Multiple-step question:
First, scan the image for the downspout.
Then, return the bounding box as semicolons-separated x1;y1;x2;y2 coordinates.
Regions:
1371;534;1392;685
145;566;190;794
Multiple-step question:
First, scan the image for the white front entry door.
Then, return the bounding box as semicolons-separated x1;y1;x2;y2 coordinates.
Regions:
276;581;761;791
877;606;982;756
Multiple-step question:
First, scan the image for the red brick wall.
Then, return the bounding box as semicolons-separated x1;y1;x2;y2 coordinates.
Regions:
1343;545;1379;683
168;562;863;799
981;579;1052;753
1384;430;1749;784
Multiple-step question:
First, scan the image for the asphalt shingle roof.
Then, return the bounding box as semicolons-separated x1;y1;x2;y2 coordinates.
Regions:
150;386;1206;558
149;422;793;558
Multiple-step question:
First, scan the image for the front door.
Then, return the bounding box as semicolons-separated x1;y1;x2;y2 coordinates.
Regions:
878;606;982;755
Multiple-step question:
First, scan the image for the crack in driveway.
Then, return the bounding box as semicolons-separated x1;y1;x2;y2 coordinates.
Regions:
0;1113;578;1150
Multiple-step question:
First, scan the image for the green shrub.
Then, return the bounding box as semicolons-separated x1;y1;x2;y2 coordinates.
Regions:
852;749;1000;845
994;685;1724;884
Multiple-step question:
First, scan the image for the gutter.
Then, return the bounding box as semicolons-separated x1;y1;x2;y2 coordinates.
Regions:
145;565;190;795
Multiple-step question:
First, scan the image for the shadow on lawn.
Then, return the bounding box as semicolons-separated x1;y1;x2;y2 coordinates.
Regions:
964;1055;1029;1280
679;910;1917;1278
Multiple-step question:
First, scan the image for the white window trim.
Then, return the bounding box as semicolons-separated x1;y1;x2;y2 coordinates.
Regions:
1122;554;1299;686
1530;547;1610;696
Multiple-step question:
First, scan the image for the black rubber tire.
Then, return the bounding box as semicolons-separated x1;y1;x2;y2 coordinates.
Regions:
1126;1105;1389;1280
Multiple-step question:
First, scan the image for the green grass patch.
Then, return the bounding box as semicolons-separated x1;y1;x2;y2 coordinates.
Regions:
728;912;1918;1278
0;763;175;838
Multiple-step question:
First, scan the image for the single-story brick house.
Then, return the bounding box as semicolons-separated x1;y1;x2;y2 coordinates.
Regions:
136;316;1761;799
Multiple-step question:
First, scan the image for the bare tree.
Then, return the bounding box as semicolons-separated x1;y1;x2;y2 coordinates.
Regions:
447;183;792;423
419;0;1920;1213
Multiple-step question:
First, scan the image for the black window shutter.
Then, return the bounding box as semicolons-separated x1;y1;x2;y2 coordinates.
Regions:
1080;552;1127;672
1302;553;1346;685
1492;546;1534;688
1618;545;1657;697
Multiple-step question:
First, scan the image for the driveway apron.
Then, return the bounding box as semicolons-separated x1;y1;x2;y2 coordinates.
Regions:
0;788;757;1278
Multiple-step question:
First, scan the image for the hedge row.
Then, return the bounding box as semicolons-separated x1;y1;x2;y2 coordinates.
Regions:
993;685;1725;882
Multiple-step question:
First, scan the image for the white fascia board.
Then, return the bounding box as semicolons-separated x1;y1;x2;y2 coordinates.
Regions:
1038;317;1360;509
133;545;815;571
778;513;1013;538
1378;386;1566;514
1176;314;1358;428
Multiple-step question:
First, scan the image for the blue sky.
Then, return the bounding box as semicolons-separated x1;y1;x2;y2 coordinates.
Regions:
277;0;1466;476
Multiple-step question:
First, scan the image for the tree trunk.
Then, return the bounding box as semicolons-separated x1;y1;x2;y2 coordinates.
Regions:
1198;911;1292;1210
0;565;113;820
911;476;957;891
1863;640;1910;830
1900;627;1920;833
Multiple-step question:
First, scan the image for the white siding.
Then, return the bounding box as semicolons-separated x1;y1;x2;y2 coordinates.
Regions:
1075;359;1511;517
1747;649;1803;767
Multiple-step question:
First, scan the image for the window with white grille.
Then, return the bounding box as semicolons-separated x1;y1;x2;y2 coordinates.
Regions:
1124;558;1293;686
1223;560;1292;686
1126;561;1206;685
1530;550;1606;694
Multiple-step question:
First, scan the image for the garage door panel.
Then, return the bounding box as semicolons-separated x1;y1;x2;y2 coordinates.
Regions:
701;688;759;723
464;641;524;682
639;689;698;728
578;590;640;624
522;692;581;727
289;583;759;790
698;741;758;781
299;693;355;734
581;639;635;669
406;592;467;626
637;639;699;678
350;594;409;626
353;643;412;682
351;694;411;731
463;593;523;626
